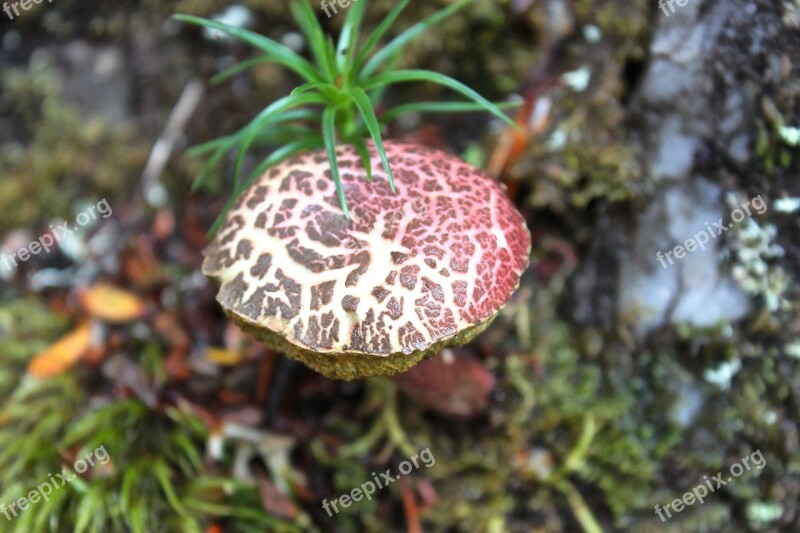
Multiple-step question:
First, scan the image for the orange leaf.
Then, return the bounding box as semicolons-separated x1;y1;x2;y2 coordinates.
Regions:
28;323;92;377
79;284;145;323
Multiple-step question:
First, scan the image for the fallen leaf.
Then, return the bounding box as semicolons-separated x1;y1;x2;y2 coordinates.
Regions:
79;284;145;323
28;323;92;377
400;476;422;533
121;235;165;289
257;474;300;520
153;312;190;351
204;347;244;366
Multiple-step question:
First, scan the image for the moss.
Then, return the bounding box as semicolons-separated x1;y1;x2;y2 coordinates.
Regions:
0;300;70;400
509;0;650;213
0;388;286;532
394;288;678;530
0;301;308;532
0;57;147;233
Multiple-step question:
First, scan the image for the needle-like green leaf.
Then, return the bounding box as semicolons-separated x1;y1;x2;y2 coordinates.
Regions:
187;109;319;154
353;136;373;181
154;461;189;516
360;0;471;79
184;0;521;233
353;0;409;72
210;56;270;84
336;0;367;75
187;134;236;158
174;14;321;82
231;91;327;188
190;138;238;192
189;111;321;193
322;106;350;218
379;100;522;124
364;69;521;130
207;195;240;237
350;87;395;192
290;81;341;100
291;81;325;95
325;35;339;79
289;0;336;82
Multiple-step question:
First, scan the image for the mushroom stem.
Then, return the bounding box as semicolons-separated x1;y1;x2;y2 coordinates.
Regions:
552;478;605;533
335;406;387;458
542;415;603;533
316;380;418;461
380;381;418;458
546;415;597;483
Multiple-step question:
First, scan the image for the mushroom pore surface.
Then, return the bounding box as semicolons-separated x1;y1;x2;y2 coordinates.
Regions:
202;141;531;379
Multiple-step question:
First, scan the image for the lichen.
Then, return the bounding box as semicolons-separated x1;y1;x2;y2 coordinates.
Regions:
722;192;789;313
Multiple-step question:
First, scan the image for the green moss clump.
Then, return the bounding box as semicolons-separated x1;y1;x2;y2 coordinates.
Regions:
0;300;70;400
0;57;147;234
0;307;307;532
510;0;650;212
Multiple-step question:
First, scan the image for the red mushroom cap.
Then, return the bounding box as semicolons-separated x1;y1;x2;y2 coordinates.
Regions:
202;141;530;379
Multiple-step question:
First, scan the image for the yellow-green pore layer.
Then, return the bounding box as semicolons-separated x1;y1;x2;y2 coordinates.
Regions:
229;309;497;380
202;142;531;380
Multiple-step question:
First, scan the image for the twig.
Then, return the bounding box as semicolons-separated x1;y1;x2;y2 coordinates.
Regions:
140;79;205;205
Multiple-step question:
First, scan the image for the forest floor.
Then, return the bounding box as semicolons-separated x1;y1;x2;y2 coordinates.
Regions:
1;1;799;532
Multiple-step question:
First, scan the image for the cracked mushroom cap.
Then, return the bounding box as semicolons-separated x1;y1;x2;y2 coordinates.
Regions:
202;141;531;379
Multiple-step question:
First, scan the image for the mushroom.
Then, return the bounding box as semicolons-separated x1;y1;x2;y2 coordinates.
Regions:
202;141;531;379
